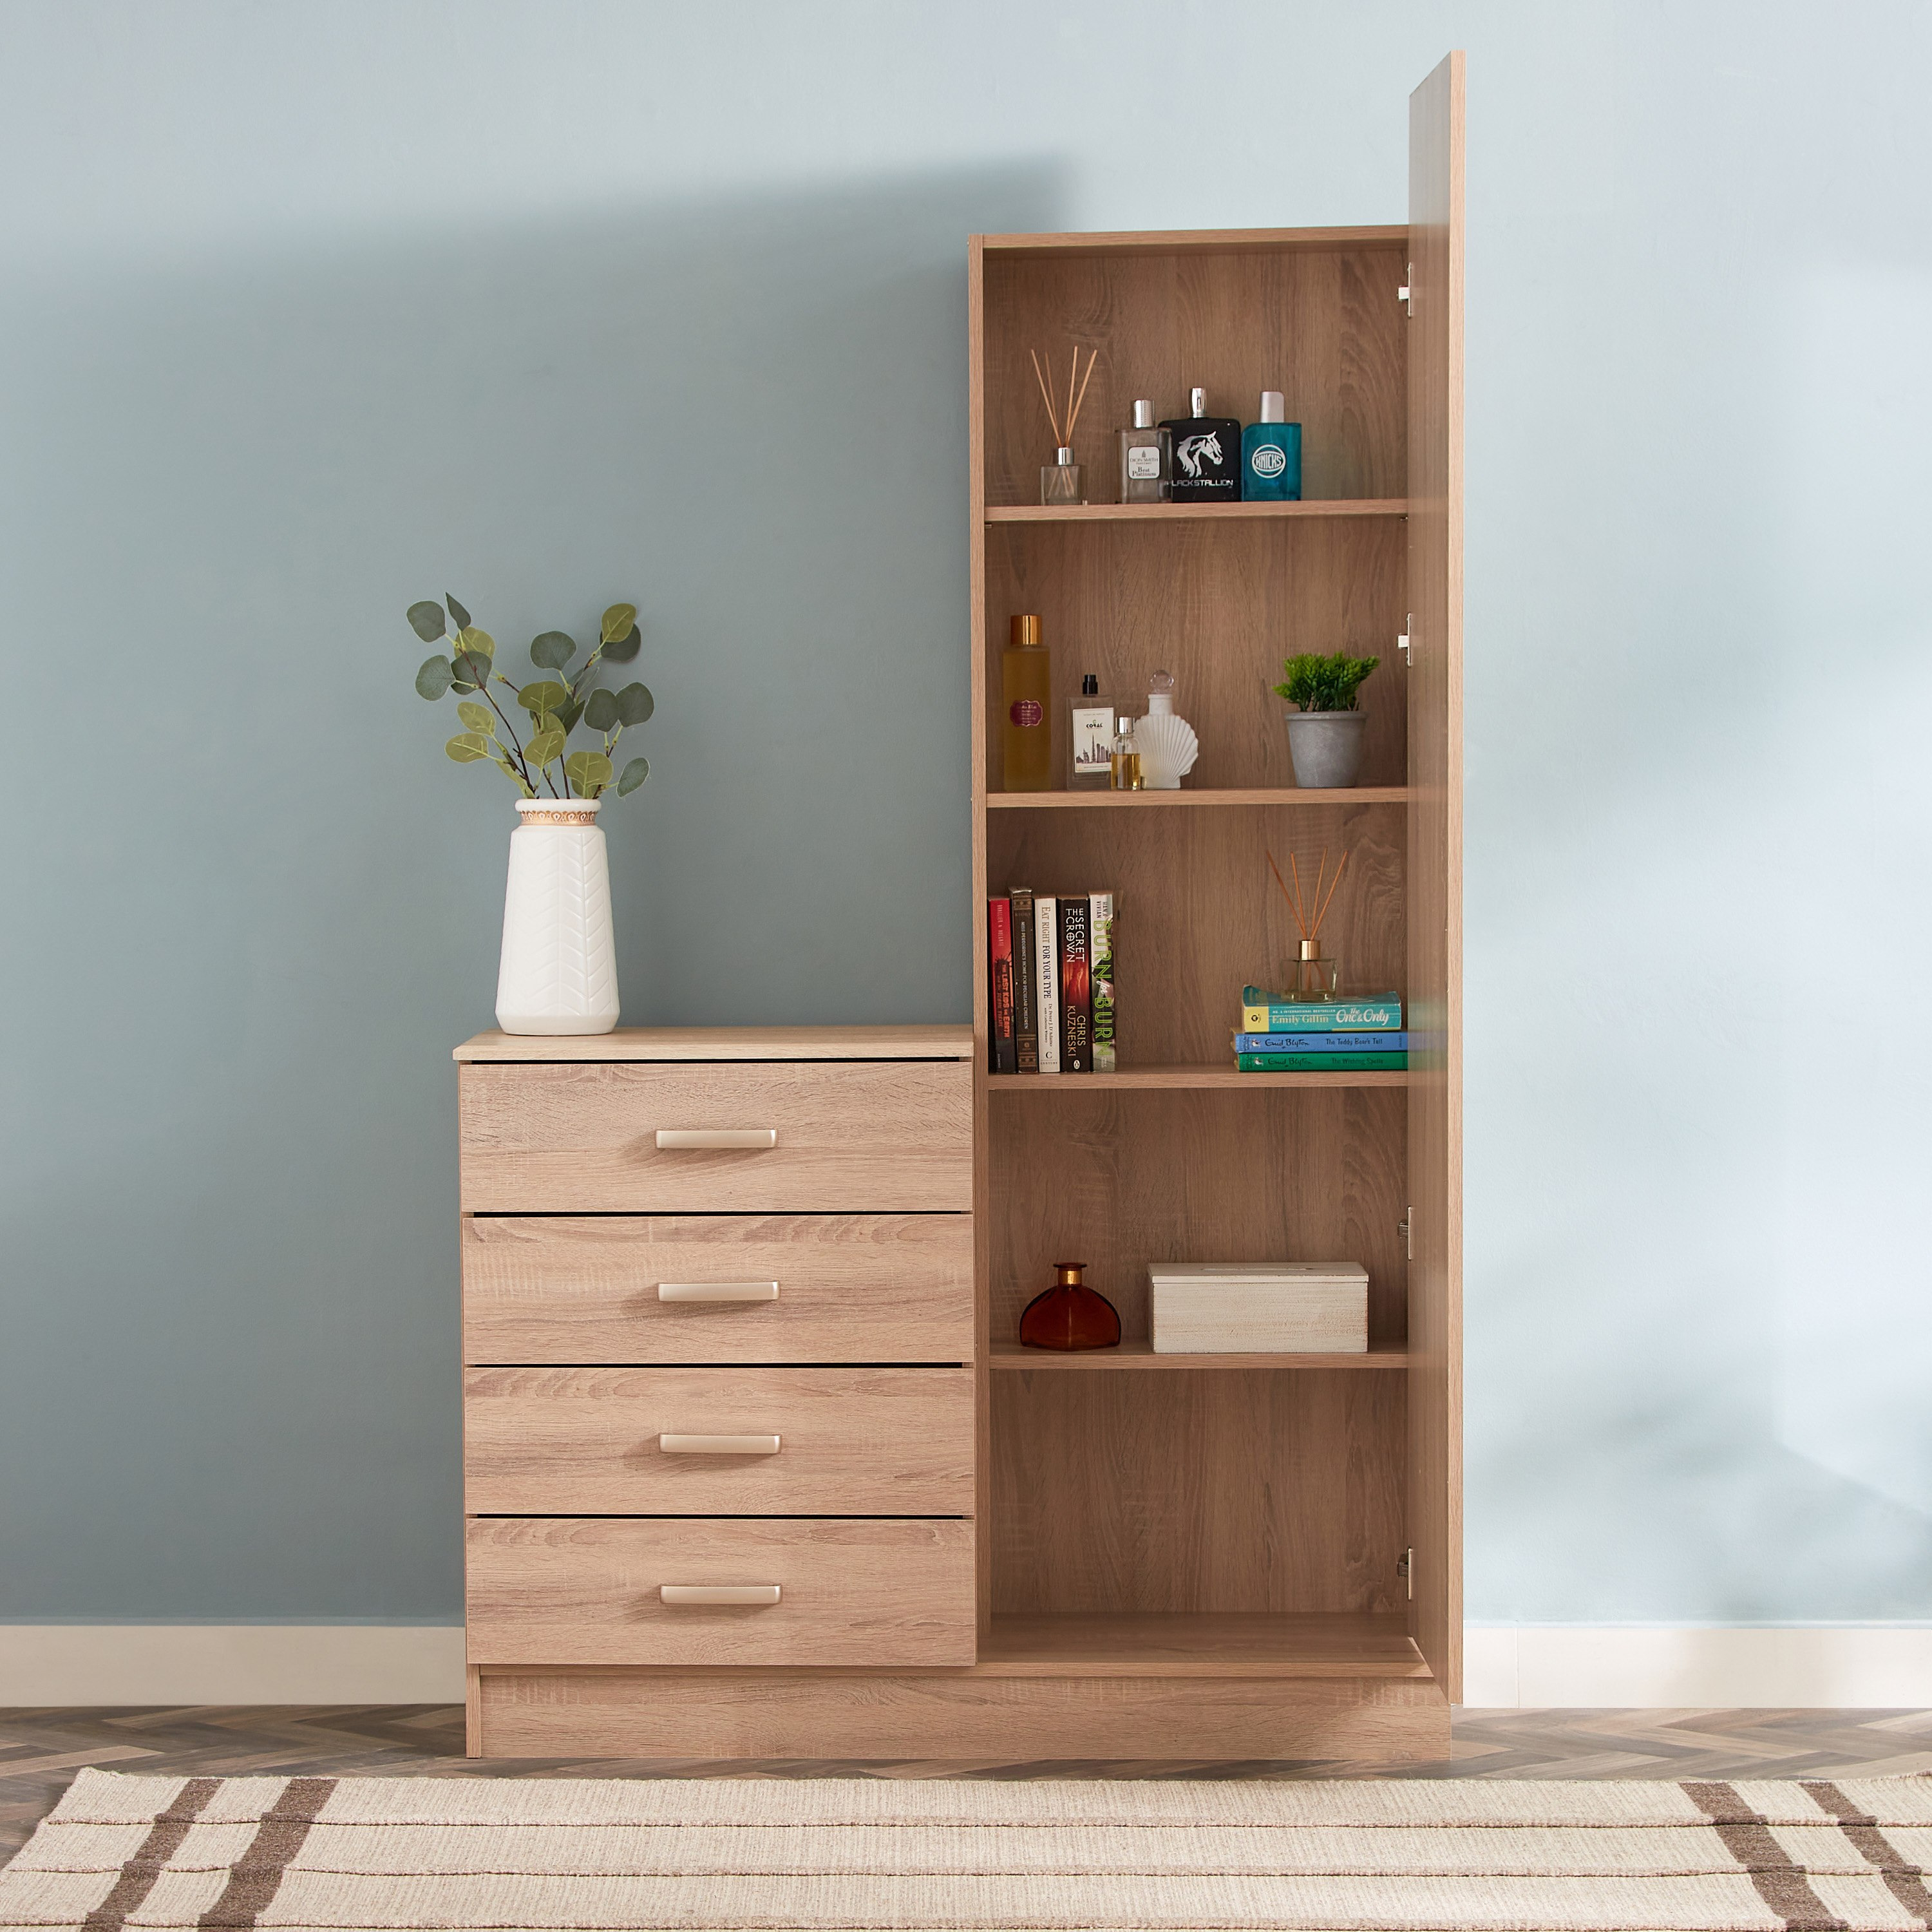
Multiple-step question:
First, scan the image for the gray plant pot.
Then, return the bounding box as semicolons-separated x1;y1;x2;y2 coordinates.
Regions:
1284;708;1369;788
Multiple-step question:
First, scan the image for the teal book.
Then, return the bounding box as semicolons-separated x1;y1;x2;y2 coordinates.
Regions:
1237;1051;1408;1072
1240;988;1403;1031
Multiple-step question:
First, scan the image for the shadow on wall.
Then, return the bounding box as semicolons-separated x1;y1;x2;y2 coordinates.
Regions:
0;164;1062;1619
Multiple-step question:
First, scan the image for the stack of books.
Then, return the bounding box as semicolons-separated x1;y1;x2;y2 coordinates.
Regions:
989;890;1115;1074
1234;985;1406;1071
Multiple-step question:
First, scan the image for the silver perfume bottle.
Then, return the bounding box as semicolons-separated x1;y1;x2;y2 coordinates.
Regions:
1117;401;1172;504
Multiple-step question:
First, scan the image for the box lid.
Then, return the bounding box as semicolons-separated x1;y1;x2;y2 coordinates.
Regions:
1148;1260;1368;1286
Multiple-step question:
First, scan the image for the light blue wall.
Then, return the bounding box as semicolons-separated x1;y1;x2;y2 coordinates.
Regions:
2;0;1927;1627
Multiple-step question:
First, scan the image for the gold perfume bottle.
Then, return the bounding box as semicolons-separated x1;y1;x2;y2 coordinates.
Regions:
1002;614;1051;791
1109;714;1142;790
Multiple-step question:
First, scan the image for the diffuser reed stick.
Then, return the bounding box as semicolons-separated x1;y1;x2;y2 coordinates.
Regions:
1029;344;1099;450
1267;845;1348;946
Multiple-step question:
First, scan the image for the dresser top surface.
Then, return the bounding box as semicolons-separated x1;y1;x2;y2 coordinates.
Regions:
453;1024;976;1064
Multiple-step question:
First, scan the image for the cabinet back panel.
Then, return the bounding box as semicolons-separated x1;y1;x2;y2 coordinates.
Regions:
981;245;1408;507
982;517;1406;794
988;1084;1406;1350
987;804;1406;1069
991;1367;1405;1614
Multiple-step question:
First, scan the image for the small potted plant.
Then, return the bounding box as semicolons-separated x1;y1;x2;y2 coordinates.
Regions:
410;594;653;1036
1272;650;1378;789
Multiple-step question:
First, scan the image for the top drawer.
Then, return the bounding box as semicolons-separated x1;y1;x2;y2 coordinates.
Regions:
459;1060;972;1213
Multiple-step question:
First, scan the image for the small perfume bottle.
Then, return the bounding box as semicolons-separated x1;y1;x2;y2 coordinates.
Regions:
1117;400;1171;503
1160;386;1241;504
1068;673;1113;788
1242;390;1303;502
1001;614;1052;791
1109;714;1143;791
1134;670;1199;790
1041;446;1082;506
1019;1260;1121;1350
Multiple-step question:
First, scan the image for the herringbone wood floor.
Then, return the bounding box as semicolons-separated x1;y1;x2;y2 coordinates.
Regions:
4;1705;1931;1860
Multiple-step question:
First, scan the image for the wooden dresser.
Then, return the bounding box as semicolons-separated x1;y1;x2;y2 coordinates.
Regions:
455;1025;978;1757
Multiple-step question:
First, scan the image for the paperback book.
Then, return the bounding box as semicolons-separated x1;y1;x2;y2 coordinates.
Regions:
1090;891;1117;1072
1240;987;1403;1032
1011;887;1039;1074
1059;896;1093;1073
1034;895;1061;1074
987;898;1016;1073
1237;1052;1410;1072
1236;1031;1408;1054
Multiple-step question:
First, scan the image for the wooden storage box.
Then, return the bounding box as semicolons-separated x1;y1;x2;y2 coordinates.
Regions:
1148;1262;1368;1354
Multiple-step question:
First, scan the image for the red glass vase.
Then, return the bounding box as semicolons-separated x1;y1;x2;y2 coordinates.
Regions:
1019;1261;1121;1350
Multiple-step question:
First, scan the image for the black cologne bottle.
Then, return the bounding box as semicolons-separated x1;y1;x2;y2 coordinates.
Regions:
1160;386;1241;503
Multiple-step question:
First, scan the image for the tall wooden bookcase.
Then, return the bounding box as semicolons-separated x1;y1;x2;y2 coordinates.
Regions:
966;55;1463;1753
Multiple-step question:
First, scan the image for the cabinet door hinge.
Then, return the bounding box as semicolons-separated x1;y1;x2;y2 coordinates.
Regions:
1399;1208;1412;1261
1397;264;1414;317
1397;1547;1414;1598
1397;614;1413;667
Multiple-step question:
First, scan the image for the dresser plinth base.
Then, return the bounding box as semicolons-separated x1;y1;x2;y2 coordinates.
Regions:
468;1665;1449;1763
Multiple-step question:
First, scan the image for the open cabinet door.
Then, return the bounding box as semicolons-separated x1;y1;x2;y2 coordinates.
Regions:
1406;51;1465;1701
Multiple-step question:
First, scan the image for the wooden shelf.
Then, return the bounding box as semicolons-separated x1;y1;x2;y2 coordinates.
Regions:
978;1611;1429;1679
986;1065;1409;1092
986;786;1411;809
992;1341;1406;1371
986;498;1406;525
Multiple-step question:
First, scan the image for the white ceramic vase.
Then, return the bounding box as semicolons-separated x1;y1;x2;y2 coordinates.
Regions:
494;798;620;1036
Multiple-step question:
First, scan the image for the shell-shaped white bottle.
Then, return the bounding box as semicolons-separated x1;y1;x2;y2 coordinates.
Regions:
1135;670;1199;790
495;798;621;1035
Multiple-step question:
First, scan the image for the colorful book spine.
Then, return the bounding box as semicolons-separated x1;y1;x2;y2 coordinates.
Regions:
1089;891;1116;1073
1236;1031;1409;1053
1237;1052;1409;1072
1240;991;1403;1031
987;898;1017;1074
1034;895;1061;1074
1059;896;1093;1072
1010;887;1039;1074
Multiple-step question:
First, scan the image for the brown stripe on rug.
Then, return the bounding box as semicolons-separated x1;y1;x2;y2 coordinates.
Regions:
80;1777;221;1932
1684;1781;1850;1932
1804;1779;1932;1929
195;1776;336;1930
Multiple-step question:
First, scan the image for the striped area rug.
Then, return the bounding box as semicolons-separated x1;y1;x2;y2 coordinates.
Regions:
4;1768;1932;1930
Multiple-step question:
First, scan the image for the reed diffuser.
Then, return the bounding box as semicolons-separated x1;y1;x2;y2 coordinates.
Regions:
1030;345;1099;505
1267;846;1349;998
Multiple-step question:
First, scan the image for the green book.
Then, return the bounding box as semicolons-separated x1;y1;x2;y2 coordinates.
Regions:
1237;1051;1409;1072
1240;987;1403;1031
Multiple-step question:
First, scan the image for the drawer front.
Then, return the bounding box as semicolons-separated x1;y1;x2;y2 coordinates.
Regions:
464;1366;973;1515
466;1517;976;1665
459;1061;971;1213
463;1215;973;1365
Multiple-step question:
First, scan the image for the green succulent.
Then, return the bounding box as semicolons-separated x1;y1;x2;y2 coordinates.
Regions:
1271;650;1379;714
408;596;652;800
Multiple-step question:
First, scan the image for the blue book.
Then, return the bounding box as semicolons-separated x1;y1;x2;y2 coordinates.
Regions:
1236;1031;1409;1053
1240;989;1403;1031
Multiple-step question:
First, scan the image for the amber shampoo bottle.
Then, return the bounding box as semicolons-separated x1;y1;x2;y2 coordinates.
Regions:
1019;1261;1121;1350
1002;614;1052;790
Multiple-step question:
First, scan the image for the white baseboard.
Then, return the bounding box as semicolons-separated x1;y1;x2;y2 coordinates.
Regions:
3;1624;1927;1710
1463;1625;1932;1708
0;1626;466;1706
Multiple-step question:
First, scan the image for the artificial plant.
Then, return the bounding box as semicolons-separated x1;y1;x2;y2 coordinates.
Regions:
1272;650;1379;714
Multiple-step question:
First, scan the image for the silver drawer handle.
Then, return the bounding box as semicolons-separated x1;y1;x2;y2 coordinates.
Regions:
658;1281;780;1303
656;1128;777;1150
661;1584;781;1607
659;1433;781;1455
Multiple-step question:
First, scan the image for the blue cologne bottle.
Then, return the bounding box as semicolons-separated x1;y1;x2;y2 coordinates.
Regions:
1242;390;1302;502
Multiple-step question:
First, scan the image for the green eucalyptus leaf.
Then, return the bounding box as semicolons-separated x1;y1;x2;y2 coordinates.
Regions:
529;630;576;670
457;700;495;734
565;750;613;797
614;681;654;726
406;600;446;642
518;678;570;714
446;592;472;629
583;688;618;732
600;602;638;645
556;696;584;734
415;655;453;699
450;649;491;692
615;755;650;795
444;731;491;763
455;625;494;659
600;623;641;663
524;728;566;766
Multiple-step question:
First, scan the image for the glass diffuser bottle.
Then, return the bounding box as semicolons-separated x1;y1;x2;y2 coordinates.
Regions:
1030;344;1098;507
1019;1261;1121;1350
1002;614;1052;791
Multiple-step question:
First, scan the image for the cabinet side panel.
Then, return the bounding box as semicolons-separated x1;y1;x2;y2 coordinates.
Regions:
969;235;994;1637
1405;50;1466;1701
